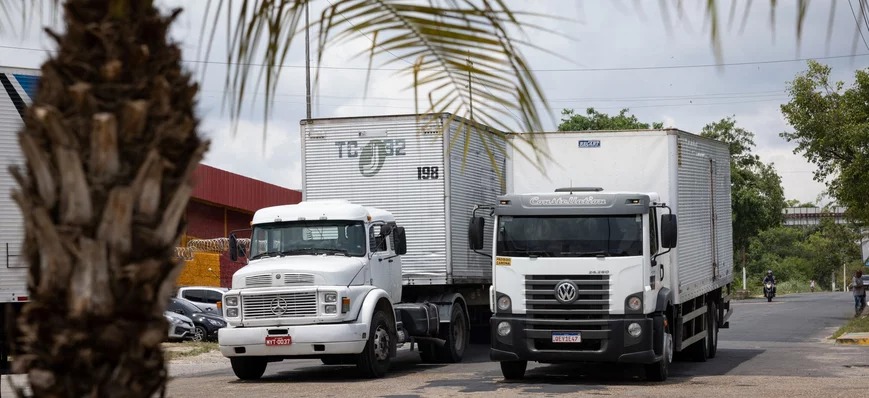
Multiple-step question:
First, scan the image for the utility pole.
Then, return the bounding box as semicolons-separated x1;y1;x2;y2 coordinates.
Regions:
742;247;746;291
305;0;312;120
467;53;473;121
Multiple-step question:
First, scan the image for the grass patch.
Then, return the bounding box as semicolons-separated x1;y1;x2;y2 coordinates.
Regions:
831;315;869;340
162;341;219;360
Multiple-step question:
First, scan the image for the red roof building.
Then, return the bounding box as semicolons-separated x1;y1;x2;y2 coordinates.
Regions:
179;164;302;288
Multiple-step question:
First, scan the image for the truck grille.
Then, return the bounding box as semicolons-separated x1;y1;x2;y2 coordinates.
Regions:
245;273;315;288
242;292;317;320
524;274;611;351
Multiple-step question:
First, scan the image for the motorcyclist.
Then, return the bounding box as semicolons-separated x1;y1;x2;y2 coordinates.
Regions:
762;270;777;296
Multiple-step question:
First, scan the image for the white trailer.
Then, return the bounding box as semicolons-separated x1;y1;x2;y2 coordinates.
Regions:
0;66;38;370
301;113;504;315
469;129;734;381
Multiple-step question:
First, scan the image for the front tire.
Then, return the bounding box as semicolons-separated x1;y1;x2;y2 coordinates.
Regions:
192;326;207;342
356;310;392;378
436;303;469;363
500;360;527;380
230;357;268;380
645;319;672;382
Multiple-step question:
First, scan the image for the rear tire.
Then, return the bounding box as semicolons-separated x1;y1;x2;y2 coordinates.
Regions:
436;304;468;363
707;301;719;359
356;310;392;378
500;360;527;380
230;357;268;380
645;320;672;382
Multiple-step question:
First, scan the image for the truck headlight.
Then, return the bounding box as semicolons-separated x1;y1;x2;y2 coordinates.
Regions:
325;305;337;314
324;292;338;303
628;296;642;311
226;308;239;318
497;295;511;311
224;295;239;306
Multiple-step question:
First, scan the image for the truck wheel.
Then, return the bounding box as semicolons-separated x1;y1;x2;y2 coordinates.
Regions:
644;320;672;382
500;360;527;380
356;310;392;378
230;357;268;380
707;301;718;359
437;304;468;363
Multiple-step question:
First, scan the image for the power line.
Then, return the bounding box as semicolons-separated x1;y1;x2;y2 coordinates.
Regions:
848;0;869;52
2;43;868;73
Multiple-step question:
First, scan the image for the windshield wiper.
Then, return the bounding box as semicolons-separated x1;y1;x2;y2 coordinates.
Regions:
561;250;614;257
250;251;281;260
280;248;350;257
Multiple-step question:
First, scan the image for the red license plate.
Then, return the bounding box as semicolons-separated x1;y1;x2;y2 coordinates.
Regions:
265;336;292;346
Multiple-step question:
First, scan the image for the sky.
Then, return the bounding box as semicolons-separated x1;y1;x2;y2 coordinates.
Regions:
1;0;867;205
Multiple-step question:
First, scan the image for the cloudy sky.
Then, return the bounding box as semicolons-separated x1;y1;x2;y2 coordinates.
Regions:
1;0;867;205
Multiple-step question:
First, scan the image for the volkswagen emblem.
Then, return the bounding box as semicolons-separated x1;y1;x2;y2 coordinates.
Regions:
270;297;289;315
554;281;579;304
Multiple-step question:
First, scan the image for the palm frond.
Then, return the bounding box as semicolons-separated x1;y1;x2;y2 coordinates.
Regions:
214;0;559;173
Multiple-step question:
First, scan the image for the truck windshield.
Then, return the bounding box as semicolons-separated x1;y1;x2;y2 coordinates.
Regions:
248;221;367;259
496;215;643;257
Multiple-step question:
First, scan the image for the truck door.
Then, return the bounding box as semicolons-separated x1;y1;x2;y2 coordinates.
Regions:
649;208;663;294
368;226;396;296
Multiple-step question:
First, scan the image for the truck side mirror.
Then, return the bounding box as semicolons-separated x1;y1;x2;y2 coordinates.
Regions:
228;234;239;261
661;214;678;249
468;217;485;251
394;227;407;255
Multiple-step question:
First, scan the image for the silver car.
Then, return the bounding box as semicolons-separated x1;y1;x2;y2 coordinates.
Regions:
176;286;229;314
165;311;194;341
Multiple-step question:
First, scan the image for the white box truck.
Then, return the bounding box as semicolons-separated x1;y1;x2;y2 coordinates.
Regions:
0;66;38;370
218;114;504;379
468;129;734;381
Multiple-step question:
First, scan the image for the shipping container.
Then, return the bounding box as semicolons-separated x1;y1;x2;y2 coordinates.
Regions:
301;113;505;288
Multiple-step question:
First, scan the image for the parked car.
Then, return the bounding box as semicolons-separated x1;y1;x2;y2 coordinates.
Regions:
175;286;228;314
167;297;227;342
165;311;194;342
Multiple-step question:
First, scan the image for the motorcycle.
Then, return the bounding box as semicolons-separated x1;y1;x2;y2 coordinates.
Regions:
764;282;776;302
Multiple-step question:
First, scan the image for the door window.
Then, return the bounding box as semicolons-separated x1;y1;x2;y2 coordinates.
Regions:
182;289;206;303
649;209;659;255
205;290;223;304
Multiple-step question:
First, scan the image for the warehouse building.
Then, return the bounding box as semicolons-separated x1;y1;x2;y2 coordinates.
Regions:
179;164;301;287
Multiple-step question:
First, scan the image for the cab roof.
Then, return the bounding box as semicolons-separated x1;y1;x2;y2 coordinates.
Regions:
251;200;395;225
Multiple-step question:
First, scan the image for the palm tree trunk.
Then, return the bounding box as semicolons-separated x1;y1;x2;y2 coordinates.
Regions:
8;0;207;396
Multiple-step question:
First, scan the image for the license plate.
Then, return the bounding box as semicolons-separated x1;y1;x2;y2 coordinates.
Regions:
265;336;292;346
551;332;581;343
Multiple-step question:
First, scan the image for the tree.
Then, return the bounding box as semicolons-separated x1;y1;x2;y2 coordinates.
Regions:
3;0;550;396
785;199;816;208
558;107;664;131
780;61;869;225
701;117;786;254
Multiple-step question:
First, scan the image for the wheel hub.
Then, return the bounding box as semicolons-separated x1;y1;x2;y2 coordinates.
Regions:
194;328;204;342
373;326;390;361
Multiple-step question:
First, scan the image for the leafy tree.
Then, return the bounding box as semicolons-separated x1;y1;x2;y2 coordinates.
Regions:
558;108;664;131
780;60;869;225
701;117;786;253
785;199;817;207
2;0;550;396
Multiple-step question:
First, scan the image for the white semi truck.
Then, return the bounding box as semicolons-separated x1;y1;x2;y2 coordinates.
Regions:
468;130;734;381
0;66;38;371
218;114;504;379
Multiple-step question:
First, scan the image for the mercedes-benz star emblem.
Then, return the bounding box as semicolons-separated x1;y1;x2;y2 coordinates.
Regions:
554;281;579;304
270;297;289;315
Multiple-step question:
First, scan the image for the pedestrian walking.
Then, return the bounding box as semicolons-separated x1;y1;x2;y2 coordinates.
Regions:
850;270;867;317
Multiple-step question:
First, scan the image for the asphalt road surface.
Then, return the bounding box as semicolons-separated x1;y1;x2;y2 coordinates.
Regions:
5;292;869;397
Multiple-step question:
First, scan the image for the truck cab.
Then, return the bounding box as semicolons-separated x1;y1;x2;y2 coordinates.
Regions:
218;200;422;380
469;188;680;381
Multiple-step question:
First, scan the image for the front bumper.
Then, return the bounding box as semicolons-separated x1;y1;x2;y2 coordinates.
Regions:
490;315;662;364
218;321;369;357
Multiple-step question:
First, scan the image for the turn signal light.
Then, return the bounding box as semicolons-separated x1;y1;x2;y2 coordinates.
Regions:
342;297;350;313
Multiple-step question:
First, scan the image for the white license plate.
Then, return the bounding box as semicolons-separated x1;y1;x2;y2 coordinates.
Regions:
551;332;581;343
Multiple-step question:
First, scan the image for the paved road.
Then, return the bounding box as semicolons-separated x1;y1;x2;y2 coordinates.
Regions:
158;292;869;397
5;292;869;397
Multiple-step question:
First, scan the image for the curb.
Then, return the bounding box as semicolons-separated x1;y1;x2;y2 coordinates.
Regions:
836;333;869;345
